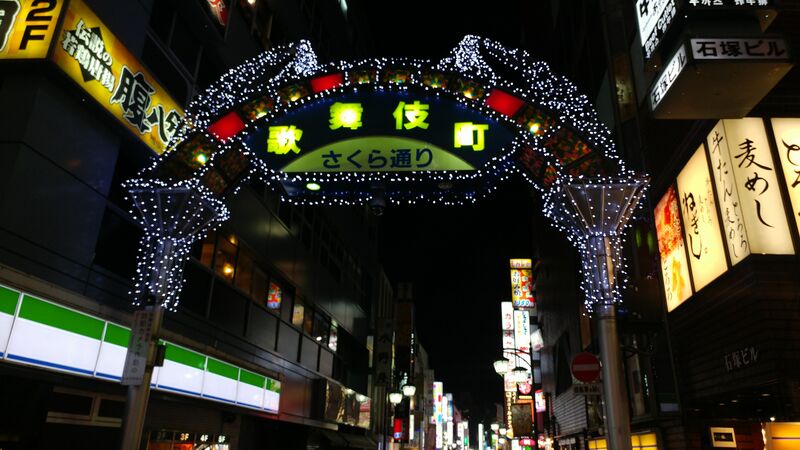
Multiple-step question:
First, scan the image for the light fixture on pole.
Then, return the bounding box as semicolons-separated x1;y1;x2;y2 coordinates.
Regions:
493;358;510;376
557;175;648;450
490;423;500;432
389;392;404;405
402;383;417;397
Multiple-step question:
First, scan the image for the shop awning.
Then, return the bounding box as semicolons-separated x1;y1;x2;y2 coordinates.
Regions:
342;433;377;449
318;429;349;448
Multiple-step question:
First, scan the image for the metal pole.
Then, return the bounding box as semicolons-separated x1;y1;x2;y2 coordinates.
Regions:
120;304;164;450
597;303;631;450
588;235;632;450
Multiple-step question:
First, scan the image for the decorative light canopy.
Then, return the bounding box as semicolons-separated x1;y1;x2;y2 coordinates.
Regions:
124;35;647;311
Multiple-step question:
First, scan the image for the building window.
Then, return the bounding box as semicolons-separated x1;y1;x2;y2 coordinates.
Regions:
292;298;306;327
214;234;238;280
267;281;282;310
238;0;274;50
328;322;338;352
313;311;330;345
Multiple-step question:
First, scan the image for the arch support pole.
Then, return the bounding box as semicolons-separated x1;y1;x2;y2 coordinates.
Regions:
120;183;227;450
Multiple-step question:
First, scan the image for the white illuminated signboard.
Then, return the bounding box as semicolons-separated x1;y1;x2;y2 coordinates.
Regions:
707;119;794;257
771;118;800;237
636;0;677;58
687;0;771;7
650;44;687;111
676;145;728;291
690;38;789;60
501;302;514;331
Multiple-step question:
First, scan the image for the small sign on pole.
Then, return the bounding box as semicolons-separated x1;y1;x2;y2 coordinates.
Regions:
121;308;156;386
573;383;602;396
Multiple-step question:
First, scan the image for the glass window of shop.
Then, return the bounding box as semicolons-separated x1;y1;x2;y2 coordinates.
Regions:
313;311;330;345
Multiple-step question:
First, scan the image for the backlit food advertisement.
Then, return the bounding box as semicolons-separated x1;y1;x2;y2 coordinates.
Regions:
50;0;183;154
770;118;800;238
654;185;693;311
707;119;793;257
676;145;728;292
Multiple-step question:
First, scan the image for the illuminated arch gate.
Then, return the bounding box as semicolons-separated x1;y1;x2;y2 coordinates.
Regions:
127;35;646;311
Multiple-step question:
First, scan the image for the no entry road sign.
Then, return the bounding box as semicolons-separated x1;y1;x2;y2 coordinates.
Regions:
571;352;601;383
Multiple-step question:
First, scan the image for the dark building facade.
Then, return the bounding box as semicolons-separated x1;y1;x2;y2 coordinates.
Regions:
533;1;800;450
0;0;390;449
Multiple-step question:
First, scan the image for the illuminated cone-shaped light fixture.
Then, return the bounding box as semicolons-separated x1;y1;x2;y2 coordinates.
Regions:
564;177;648;305
562;175;648;450
402;384;417;397
127;181;228;309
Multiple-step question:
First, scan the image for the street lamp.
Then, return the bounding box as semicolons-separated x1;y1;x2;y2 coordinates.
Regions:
493;358;510;376
402;383;417;397
558;175;648;450
389;391;404;405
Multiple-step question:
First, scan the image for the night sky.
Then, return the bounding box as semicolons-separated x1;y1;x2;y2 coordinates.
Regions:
377;180;537;417
357;0;551;417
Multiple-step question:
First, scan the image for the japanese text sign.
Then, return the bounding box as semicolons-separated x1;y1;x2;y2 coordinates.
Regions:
707;119;793;257
50;0;183;154
0;0;65;59
770;118;800;238
509;258;534;309
650;44;687;111
635;0;677;58
501;301;514;331
691;38;789;61
654;185;693;311
676;145;727;291
510;268;534;308
247;91;514;174
687;0;772;7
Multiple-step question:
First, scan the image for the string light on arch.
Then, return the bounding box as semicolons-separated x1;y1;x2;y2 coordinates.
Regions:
125;35;647;311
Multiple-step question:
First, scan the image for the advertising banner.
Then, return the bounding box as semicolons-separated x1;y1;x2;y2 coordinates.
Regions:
654;185;693;311
771;118;800;237
707;119;793;256
676;145;727;291
50;0;183;154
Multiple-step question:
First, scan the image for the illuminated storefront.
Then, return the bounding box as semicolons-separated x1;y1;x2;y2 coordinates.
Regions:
655;118;798;311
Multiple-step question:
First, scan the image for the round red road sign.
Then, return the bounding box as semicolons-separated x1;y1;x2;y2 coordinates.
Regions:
571;352;601;383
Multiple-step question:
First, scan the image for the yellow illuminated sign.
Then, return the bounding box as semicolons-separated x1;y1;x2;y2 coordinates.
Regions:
771;118;800;239
393;100;429;130
676;145;728;292
329;102;363;130
0;0;64;59
49;0;183;154
454;122;489;151
509;258;532;269
267;125;303;154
